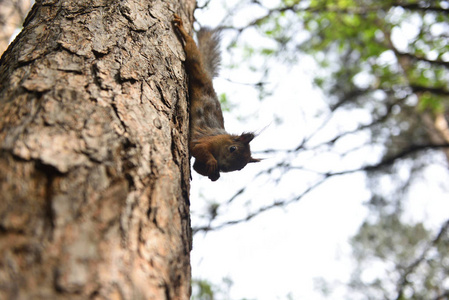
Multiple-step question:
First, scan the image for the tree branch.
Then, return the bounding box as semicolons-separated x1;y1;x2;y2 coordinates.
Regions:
394;219;449;300
194;142;448;234
364;143;449;172
411;84;449;96
394;50;449;69
397;2;449;14
435;291;449;300
192;176;328;233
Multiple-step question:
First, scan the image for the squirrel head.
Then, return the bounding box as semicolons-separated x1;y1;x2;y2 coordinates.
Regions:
217;133;260;173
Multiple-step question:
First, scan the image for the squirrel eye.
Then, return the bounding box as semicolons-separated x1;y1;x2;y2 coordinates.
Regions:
229;146;236;153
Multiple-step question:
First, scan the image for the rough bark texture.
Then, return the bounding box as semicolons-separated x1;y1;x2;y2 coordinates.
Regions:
0;0;32;54
0;0;195;299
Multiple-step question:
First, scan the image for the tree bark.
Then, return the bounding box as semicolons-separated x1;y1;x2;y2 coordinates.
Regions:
0;0;195;299
422;112;449;162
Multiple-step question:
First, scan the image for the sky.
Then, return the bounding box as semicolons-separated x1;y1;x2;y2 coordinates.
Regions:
190;1;449;299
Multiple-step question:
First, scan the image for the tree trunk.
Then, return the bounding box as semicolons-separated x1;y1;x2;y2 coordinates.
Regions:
0;0;32;54
422;112;449;163
0;0;195;299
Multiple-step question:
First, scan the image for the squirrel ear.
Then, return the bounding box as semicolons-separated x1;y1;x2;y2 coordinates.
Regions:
238;132;255;144
249;157;261;163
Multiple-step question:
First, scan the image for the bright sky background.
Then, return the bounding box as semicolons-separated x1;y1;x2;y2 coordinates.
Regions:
190;1;449;299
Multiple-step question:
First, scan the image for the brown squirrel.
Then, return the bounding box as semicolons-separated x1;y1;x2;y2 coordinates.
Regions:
173;14;260;181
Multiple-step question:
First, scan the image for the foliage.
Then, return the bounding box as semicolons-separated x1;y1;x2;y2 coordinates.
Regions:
192;279;215;300
349;216;449;299
192;277;246;300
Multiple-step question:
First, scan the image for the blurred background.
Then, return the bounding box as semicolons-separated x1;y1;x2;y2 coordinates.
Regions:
190;1;449;299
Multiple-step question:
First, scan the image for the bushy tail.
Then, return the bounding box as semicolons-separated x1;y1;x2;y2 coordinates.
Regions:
197;28;221;78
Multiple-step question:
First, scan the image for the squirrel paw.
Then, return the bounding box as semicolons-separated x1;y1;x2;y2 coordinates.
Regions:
207;160;220;181
208;173;220;182
173;14;183;28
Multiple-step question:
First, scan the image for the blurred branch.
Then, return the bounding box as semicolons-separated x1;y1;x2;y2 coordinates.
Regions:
194;142;449;234
394;219;449;300
258;92;405;155
411;85;449;96
394;50;449;69
363;143;449;171
396;2;449;14
192;176;328;233
221;1;448;33
0;0;32;54
196;0;213;9
435;291;449;300
319;143;449;177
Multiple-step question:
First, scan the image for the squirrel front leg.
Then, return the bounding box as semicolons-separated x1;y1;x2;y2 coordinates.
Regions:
190;143;220;181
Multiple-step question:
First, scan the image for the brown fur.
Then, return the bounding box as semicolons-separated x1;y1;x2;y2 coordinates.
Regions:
173;15;260;181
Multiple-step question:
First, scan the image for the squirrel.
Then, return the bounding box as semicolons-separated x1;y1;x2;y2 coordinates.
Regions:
173;14;260;181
